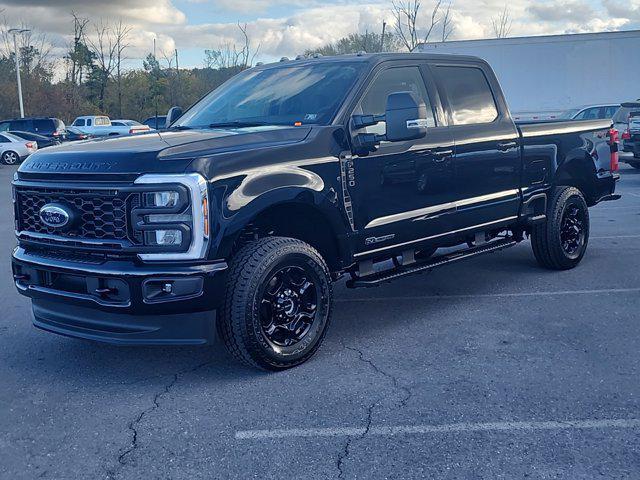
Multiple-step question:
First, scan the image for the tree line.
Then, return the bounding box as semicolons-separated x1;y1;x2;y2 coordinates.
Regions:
0;2;513;124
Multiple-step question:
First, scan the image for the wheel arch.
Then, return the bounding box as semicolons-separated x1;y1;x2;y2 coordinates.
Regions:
221;199;349;273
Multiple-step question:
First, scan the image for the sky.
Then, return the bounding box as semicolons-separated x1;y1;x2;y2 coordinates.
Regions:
0;0;637;69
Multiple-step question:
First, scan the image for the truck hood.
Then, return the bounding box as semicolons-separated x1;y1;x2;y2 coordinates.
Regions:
18;126;312;179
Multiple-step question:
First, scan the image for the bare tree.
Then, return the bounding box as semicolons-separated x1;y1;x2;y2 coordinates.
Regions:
491;5;512;39
204;22;260;70
441;2;454;42
392;0;443;51
113;20;131;117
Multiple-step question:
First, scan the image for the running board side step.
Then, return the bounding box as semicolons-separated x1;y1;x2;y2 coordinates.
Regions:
346;238;518;289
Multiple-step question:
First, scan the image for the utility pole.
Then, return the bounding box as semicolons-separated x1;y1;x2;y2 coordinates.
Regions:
175;49;180;107
153;37;158;125
380;21;386;53
8;28;30;118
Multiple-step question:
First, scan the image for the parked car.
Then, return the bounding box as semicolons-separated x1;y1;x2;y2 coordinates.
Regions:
110;119;151;135
619;106;640;169
71;116;150;137
63;126;91;142
511;111;565;121
0;117;66;140
560;104;620;120
12;53;620;370
0;132;37;164
142;115;167;129
8;131;61;149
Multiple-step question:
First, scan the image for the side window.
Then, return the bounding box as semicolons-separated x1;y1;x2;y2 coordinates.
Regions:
74;119;85;127
0;134;9;143
0;122;9;131
576;107;601;120
355;66;436;135
86;119;93;127
436;66;498;125
604;106;618;118
34;119;53;133
10;119;28;131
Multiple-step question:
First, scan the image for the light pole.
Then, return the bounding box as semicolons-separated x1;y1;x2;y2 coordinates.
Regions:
8;28;30;118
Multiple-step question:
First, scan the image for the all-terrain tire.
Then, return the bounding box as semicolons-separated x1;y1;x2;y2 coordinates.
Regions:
218;236;333;371
531;186;590;270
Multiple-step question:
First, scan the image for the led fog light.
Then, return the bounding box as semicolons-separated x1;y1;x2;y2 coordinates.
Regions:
145;229;183;246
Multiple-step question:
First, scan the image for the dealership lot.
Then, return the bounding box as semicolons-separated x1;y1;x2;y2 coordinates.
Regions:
1;161;639;479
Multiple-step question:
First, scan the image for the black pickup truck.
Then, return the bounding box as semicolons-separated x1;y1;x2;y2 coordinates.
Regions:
12;53;620;370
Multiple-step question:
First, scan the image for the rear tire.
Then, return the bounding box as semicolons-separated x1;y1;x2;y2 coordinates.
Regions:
218;237;333;371
2;151;19;165
531;186;590;270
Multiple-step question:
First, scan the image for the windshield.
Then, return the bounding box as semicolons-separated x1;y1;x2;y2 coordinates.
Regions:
175;62;364;128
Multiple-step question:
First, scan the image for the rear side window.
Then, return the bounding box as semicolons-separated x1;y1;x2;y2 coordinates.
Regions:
95;117;110;126
574;107;602;120
436;66;498;125
0;134;9;143
34;119;54;133
604;106;619;118
87;119;93;127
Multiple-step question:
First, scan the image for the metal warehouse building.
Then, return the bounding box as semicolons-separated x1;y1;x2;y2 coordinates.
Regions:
417;30;640;114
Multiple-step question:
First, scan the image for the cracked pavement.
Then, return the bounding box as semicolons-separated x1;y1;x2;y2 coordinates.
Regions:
1;164;640;479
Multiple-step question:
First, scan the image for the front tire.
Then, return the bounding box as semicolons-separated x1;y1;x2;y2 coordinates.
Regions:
531;186;590;270
2;151;19;165
218;237;333;371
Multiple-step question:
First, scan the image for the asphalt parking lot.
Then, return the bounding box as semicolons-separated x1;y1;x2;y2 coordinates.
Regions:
1;160;639;480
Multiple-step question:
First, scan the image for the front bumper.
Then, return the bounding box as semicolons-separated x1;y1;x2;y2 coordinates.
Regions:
12;247;227;345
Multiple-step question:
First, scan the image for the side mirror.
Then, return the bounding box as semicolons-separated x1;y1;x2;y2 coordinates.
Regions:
352;91;428;151
166;106;183;127
385;91;428;142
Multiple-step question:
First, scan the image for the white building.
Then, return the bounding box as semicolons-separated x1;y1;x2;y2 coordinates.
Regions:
417;30;640;114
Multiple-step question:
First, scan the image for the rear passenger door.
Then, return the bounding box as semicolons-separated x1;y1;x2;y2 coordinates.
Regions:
431;62;521;231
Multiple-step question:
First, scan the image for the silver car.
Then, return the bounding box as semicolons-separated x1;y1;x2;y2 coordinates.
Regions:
0;131;37;165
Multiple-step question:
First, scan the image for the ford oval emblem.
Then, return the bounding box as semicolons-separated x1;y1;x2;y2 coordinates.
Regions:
39;204;71;229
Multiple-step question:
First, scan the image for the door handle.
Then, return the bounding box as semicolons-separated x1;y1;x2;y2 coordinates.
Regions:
497;141;518;151
433;149;453;162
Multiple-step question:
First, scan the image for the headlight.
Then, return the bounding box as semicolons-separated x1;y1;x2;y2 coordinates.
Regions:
134;173;210;261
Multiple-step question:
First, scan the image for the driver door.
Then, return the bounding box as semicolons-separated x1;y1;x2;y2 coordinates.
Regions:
348;63;456;258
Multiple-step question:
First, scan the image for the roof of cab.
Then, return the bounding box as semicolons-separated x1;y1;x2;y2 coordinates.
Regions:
253;52;487;70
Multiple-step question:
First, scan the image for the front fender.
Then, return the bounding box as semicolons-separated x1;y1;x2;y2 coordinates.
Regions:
225;165;325;212
208;163;348;260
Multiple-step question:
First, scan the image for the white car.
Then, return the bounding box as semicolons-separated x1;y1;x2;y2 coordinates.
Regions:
70;116;150;137
0;131;37;165
110;119;151;135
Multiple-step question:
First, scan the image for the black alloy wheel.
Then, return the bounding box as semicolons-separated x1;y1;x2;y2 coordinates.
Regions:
560;203;586;257
259;265;319;349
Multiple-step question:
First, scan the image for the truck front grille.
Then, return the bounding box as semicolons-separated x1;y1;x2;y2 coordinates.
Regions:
15;186;140;245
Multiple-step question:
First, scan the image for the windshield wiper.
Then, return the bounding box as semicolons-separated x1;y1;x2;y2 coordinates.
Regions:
207;121;269;129
168;125;193;130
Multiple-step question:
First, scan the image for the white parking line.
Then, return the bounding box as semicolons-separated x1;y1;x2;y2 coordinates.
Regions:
591;235;640;239
236;418;640;440
335;288;640;303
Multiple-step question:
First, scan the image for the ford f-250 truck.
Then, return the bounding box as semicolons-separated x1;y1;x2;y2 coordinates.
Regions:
12;53;620;370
